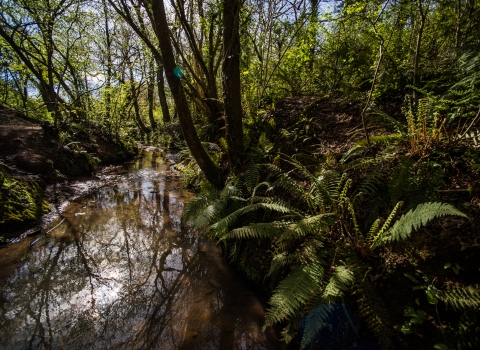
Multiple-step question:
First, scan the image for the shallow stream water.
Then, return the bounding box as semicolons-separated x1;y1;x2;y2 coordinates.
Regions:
0;149;278;349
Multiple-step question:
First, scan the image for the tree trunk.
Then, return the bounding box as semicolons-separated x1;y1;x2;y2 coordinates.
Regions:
155;59;171;123
148;58;157;131
413;0;430;107
223;0;244;174
150;0;223;188
103;0;113;134
129;65;150;134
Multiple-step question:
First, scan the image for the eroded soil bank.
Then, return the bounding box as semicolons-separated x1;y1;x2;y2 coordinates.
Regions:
0;105;138;242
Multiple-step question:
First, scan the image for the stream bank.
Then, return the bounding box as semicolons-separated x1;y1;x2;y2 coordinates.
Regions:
0;149;279;349
0;106;138;242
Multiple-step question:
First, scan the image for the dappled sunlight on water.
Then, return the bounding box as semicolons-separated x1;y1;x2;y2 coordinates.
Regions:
0;150;278;350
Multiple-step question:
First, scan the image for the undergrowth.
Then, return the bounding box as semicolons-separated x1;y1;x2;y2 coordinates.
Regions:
184;142;478;348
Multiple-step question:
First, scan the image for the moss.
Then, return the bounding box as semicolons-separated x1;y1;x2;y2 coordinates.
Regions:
113;136;138;161
0;173;50;230
46;145;98;177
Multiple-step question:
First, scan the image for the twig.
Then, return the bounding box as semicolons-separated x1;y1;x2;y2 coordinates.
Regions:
30;218;66;247
459;107;480;140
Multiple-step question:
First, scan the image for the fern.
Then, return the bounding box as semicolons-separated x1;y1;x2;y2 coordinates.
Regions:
378;202;467;246
207;202;295;238
300;303;359;350
355;278;394;348
366;218;381;242
184;188;221;223
439;286;480;311
322;170;343;201
265;262;326;326
340;144;368;164
268;237;326;278
369;201;403;247
322;266;355;299
266;163;307;199
345;251;394;347
244;148;264;191
346;198;362;241
225;221;290;240
356;163;390;199
191;198;229;229
444;310;480;350
300;304;334;349
388;157;413;205
279;213;336;242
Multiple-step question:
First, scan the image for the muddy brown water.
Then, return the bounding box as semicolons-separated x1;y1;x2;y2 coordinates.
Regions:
0;150;279;349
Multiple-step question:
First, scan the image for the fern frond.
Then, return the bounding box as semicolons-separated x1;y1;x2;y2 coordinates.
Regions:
322;170;343;200
265;263;326;326
268;238;326;277
322;266;354;299
366;219;381;243
184;189;221;223
439;286;480;311
225;221;290;240
370;201;403;248
345;251;394;347
191;199;228;230
244;149;264;190
300;304;334;349
340;144;368;164
207;202;295;238
338;177;351;202
285;162;330;210
355;278;393;347
266;163;307;199
388;157;413;205
279;214;336;242
356;164;390;199
378;202;467;245
346;199;363;241
281;154;321;185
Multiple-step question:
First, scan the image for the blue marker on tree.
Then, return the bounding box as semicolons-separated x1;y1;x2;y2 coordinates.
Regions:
173;66;184;78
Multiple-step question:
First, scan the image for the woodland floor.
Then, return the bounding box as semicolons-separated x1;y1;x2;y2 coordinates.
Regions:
251;94;480;348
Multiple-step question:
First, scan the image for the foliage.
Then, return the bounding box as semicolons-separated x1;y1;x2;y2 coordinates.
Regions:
0;170;49;231
185;150;470;348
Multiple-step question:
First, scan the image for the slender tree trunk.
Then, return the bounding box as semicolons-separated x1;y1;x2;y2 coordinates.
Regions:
148;57;157;131
413;0;430;107
223;0;244;173
103;0;113;134
361;43;384;149
155;59;171;123
150;0;223;188
129;65;150;134
22;78;28;116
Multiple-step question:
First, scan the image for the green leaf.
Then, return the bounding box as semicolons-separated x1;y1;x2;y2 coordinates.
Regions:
426;290;439;305
433;344;449;350
404;307;416;317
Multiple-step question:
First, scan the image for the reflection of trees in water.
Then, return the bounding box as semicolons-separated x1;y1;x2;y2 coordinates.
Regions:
0;166;276;350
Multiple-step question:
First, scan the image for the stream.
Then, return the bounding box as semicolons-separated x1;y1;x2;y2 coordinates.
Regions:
0;149;279;349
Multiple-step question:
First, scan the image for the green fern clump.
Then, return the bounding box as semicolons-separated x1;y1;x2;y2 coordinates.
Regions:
185;150;471;348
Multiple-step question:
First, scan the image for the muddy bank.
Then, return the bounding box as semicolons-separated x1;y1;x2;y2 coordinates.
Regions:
0;147;178;244
0;106;139;242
